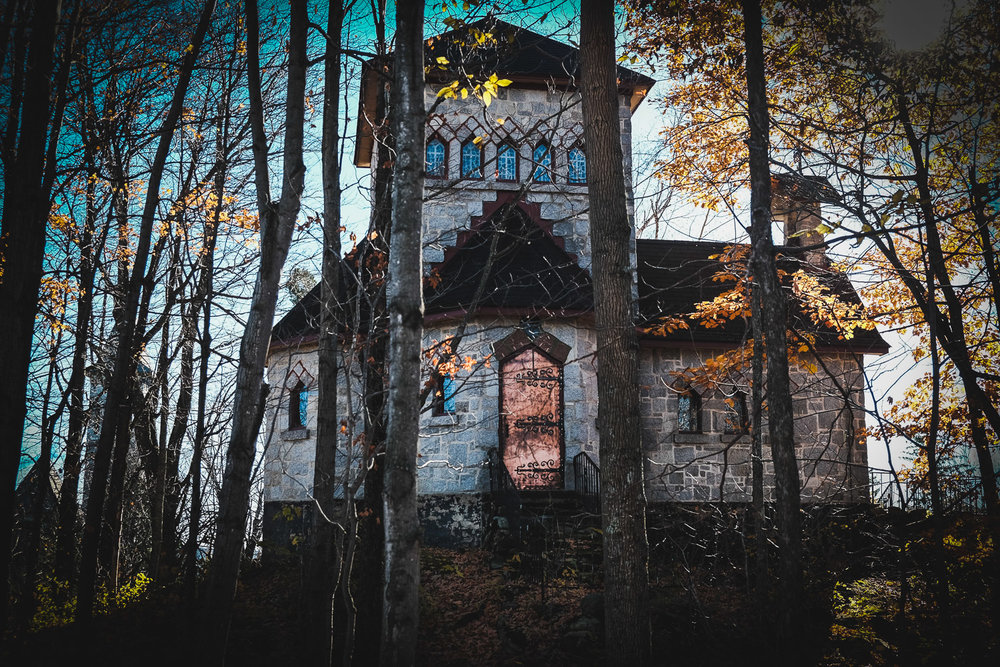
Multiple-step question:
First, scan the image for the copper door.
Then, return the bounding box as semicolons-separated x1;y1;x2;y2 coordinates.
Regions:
500;347;563;490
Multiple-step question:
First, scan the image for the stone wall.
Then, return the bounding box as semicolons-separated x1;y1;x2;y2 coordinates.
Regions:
639;344;869;503
419;85;635;273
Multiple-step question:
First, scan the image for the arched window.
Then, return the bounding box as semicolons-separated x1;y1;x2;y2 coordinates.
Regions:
288;380;308;429
496;142;518;181
677;388;702;433
432;374;457;416
532;142;552;182
461;138;482;179
426;136;447;178
724;390;749;434
568;146;586;184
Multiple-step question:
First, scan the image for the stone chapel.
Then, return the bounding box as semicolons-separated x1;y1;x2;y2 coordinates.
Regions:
260;19;888;548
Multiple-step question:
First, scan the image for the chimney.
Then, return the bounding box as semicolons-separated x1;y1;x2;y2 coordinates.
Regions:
771;174;835;267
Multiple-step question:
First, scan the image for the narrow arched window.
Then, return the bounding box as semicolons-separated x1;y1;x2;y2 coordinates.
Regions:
426;136;446;178
725;390;749;434
532;142;552;182
497;143;518;181
432;374;457;416
678;388;702;433
461;139;482;178
288;380;308;429
568;146;586;184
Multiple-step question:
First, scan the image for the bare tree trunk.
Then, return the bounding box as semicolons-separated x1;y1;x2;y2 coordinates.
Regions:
578;2;651;663
304;2;344;664
74;0;217;622
742;0;802;649
203;0;307;659
55;115;102;583
354;4;390;661
379;2;424;664
0;0;62;631
750;282;768;598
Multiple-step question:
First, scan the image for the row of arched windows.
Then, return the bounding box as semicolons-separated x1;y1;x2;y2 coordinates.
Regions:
426;135;587;184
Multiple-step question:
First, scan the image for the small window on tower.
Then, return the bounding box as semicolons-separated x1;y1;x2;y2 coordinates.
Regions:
496;143;518;181
532;142;552;182
461;138;482;178
568;146;586;184
288;380;308;429
426;136;447;178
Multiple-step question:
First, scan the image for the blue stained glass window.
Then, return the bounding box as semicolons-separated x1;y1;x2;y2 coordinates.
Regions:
678;389;702;433
442;376;456;414
533;143;551;182
289;381;307;429
497;144;517;181
568;146;587;183
434;375;457;415
461;140;482;178
426;138;446;177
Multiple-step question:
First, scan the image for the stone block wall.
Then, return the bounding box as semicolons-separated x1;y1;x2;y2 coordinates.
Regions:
640;344;870;503
419;86;635;273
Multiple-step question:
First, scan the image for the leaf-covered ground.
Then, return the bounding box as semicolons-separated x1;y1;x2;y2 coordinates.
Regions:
2;511;997;665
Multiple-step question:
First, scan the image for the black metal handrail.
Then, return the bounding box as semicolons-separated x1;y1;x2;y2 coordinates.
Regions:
487;447;522;523
866;466;985;513
573;451;600;512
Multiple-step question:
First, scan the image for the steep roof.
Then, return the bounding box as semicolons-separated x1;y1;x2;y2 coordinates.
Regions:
354;18;655;167
424;202;593;317
636;239;889;354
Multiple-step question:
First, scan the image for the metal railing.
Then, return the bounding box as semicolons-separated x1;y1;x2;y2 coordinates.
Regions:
867;467;986;513
573;451;600;512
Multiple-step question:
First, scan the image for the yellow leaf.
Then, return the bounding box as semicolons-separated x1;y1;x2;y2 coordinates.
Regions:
436;56;449;65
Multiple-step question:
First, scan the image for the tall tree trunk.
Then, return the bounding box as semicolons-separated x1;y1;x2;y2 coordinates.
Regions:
0;0;62;631
354;3;390;661
55;118;101;583
184;97;227;601
742;0;802;648
579;2;651;664
380;2;424;664
750;281;768;598
76;0;217;622
305;3;344;664
203;0;307;659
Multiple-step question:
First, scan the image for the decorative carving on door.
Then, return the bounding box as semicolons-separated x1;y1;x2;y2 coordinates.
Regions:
500;346;564;490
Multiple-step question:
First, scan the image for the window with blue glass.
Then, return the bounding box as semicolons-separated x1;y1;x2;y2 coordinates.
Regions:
288;381;308;429
461;139;482;178
532;143;552;182
568;146;587;184
426;136;446;178
497;143;517;181
677;388;702;433
433;375;457;416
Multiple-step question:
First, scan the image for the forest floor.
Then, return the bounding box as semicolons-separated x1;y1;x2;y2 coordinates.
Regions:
2;510;998;665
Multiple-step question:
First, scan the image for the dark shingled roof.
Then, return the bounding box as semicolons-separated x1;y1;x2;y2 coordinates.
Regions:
636;239;889;354
424;204;592;316
355;18;654;167
425;18;654;98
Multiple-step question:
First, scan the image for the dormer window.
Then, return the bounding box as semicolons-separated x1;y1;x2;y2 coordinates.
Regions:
532;142;552;182
497;143;518;182
568;146;587;184
288;380;308;429
426;136;447;178
461;138;482;179
677;388;702;433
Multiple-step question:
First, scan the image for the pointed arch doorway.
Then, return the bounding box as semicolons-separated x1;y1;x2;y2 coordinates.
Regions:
496;329;569;491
